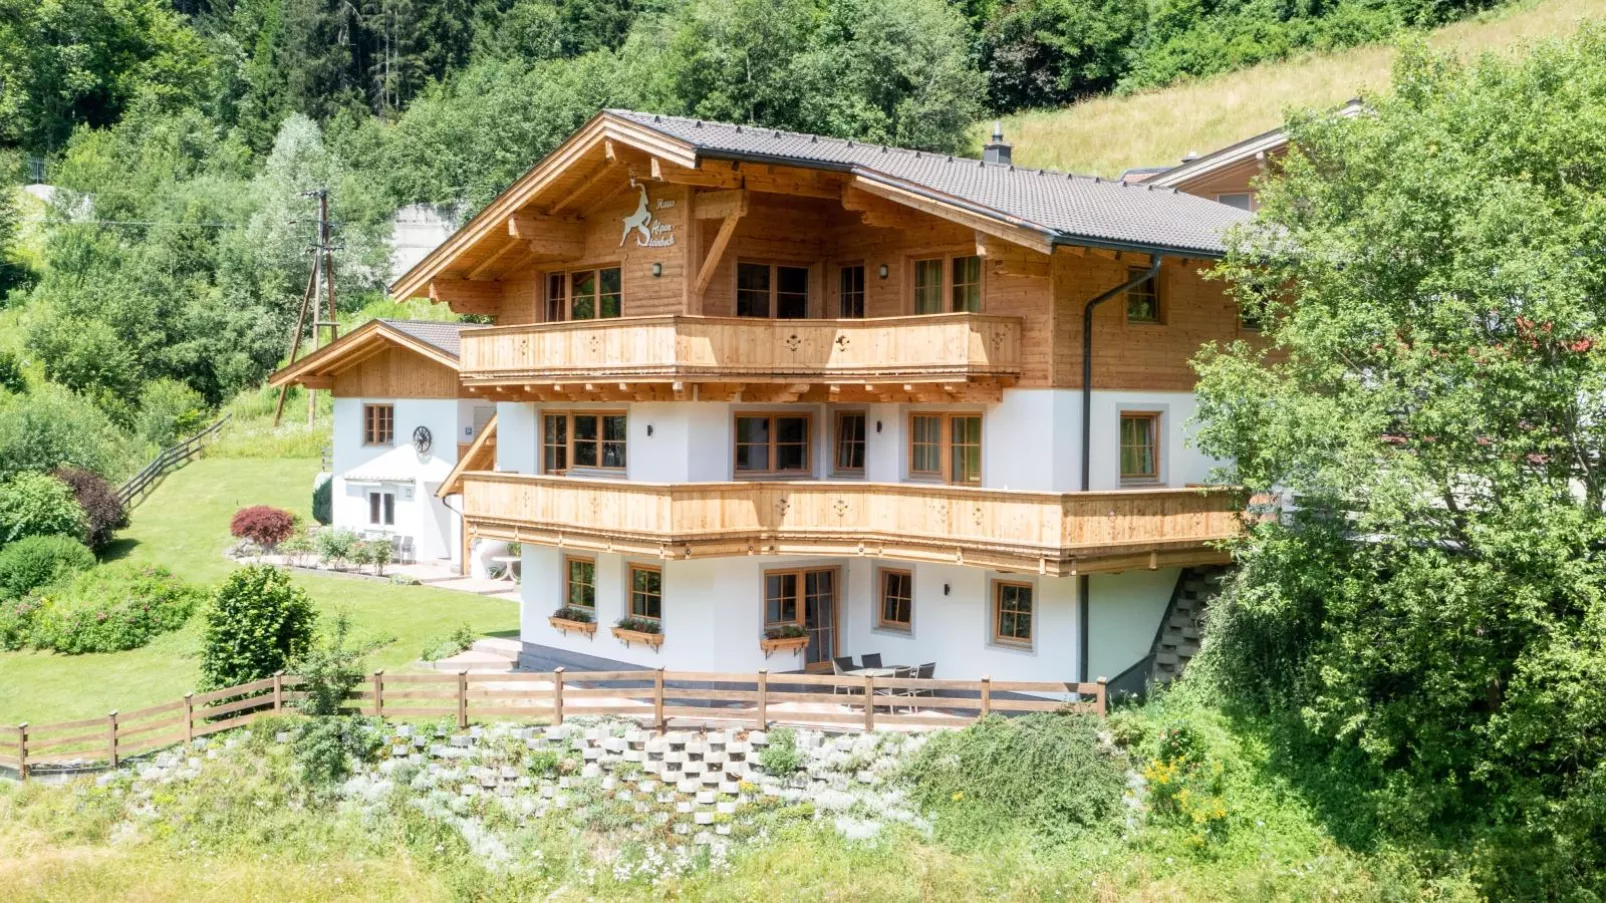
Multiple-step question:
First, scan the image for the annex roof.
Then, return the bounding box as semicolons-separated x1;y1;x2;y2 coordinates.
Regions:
1148;98;1365;190
268;318;480;389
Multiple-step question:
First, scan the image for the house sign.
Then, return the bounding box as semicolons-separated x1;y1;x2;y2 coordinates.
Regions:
620;179;675;248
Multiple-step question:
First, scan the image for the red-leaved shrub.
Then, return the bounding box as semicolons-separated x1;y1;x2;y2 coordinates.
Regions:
52;467;128;551
229;506;296;549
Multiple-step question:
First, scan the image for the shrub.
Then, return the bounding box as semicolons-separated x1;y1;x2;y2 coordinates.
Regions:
229;505;296;551
0;350;24;394
904;713;1129;844
135;378;206;447
421;623;476;662
0;534;96;600
311;477;332;525
0;382;142;480
315;527;357;568
297;612;374;717
51;466;127;550
0;597;44;650
200;565;317;690
0;471;86;546
1141;721;1230;848
295;715;383;789
368;536;393;576
758;728;802;775
30;565;201;654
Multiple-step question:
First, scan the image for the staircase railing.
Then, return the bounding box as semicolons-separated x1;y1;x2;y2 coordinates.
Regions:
116;414;233;509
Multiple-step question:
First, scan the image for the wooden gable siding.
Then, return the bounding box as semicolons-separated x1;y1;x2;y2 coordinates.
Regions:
1172;147;1287;206
331;347;461;398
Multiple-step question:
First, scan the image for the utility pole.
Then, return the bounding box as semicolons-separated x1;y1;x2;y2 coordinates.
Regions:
273;188;341;427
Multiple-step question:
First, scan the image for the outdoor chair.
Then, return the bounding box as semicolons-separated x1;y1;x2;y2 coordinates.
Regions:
860;652;883;669
902;662;937;712
831;656;856;694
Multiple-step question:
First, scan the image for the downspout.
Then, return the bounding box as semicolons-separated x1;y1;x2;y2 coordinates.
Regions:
1076;257;1163;682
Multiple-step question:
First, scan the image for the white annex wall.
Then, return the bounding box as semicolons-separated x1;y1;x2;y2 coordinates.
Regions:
1087;568;1179;682
331;396;463;561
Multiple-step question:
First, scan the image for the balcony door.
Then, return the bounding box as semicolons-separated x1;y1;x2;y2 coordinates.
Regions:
765;567;838;670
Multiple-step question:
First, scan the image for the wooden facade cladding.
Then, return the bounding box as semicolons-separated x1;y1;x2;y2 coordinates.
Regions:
457;313;1020;393
459;472;1240;576
332;346;461;399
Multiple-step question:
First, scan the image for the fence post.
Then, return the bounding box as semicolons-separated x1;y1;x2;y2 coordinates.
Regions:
372;670;385;718
183;694;194;745
272;671;284;712
552;668;565;727
107;711;119;769
755;669;768;731
456;670;469;730
17;723;28;782
653;667;665;733
979;674;992;719
1095;677;1108;718
863;674;875;731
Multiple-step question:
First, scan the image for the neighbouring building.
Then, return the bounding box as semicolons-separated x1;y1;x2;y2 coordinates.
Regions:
272;318;497;568
280;110;1258;688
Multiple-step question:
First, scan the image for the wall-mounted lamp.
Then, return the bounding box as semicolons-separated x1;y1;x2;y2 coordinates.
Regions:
875;420;883;433
877;264;889;279
651;262;663;277
646;424;655;437
943;583;951;596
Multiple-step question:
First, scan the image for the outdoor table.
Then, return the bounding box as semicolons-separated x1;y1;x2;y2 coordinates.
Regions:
491;555;521;583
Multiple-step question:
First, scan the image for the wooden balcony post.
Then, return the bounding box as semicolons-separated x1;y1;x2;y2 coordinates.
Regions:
979;674;992;719
755;669;768;731
1096;677;1108;718
16;723;27;782
372;670;385;718
456;670;469;729
653;667;666;733
183;693;194;745
107;711;119;769
863;674;875;731
552;667;565;726
272;671;284;712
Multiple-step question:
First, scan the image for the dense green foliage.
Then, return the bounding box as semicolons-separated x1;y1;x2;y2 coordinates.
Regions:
1194;30;1606;897
51;466;127;550
0;471;86;547
28;563;200;654
311;476;332;525
0;384;142;481
200;564;317;690
0;534;97;601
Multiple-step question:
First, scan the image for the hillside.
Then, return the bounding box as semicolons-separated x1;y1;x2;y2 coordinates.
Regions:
986;0;1606;177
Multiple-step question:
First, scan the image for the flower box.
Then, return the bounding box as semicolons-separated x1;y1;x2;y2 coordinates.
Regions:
612;626;664;649
549;616;597;637
759;634;810;658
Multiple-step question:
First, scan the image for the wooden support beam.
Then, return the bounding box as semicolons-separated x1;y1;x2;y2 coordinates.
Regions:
638;158;743;189
467;238;523;279
428;278;502;315
526;238;587;259
549;159;619;215
694;206;746;297
508;214;584;242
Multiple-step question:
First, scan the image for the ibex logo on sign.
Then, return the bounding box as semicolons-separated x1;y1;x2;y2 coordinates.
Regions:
620;179;675;248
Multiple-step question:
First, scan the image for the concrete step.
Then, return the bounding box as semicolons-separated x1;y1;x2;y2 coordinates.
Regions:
426;638;523;673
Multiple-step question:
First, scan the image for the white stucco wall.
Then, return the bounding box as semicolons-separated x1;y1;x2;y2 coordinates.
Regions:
330;396;466;562
1087;568;1179;682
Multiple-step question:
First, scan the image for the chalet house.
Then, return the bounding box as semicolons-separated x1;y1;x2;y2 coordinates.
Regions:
271;319;496;568
276;110;1256;687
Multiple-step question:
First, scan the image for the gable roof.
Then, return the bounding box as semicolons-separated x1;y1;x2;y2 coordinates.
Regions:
606;110;1251;258
1148;98;1365;191
268;318;479;389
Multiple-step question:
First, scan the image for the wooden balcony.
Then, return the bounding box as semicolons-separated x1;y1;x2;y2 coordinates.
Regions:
460;473;1241;576
459;313;1020;403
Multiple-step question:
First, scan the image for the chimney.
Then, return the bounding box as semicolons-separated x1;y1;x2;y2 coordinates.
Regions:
983;121;1012;166
1180;150;1199;164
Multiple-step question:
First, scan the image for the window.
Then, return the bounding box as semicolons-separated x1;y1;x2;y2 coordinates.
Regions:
908;413;982;484
878;569;912;631
542;411;627;472
737;262;810;318
1216;192;1254;211
367;490;395;527
994;581;1033;645
362;404;394;446
734;414;811;475
564;556;595;610
629;565;662;620
765;567;835;627
1119;412;1160;482
913;254;982;314
839;264;865;318
833;411;866;474
1125;266;1161;323
544;267;622;321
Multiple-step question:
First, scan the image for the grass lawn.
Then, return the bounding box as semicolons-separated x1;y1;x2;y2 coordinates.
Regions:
0;457;519;726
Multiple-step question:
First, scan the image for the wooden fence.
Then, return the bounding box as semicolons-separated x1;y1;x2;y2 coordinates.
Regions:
115;413;233;508
0;669;1104;781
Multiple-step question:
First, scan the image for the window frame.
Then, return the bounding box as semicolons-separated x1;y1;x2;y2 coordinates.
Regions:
763;566;840;629
1124;265;1163;324
831;409;867;477
563;554;596;611
733;411;814;477
1119;411;1162;484
367;490;395;527
627;563;663;622
907;412;983;484
362;403;394;446
543;265;623;322
837;262;866;318
735;260;813;319
1216;191;1254;211
992;579;1035;647
877;567;913;632
541;410;628;473
910;252;984;315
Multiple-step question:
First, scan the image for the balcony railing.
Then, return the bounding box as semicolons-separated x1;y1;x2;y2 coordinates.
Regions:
460;473;1241;575
459;313;1021;384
